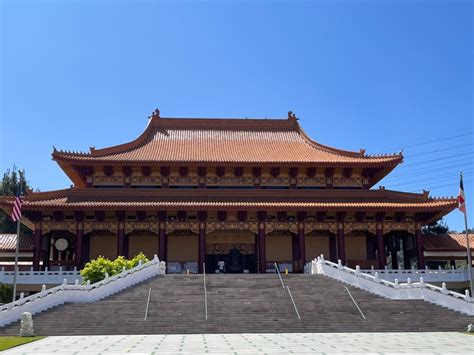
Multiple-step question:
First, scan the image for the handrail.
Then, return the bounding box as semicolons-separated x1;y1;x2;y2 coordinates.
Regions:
274;262;285;289
344;286;366;320
286;286;301;320
0;255;166;327
144;287;152;321
312;255;474;316
203;262;208;320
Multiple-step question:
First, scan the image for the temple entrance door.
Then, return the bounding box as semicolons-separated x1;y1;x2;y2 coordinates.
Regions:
205;246;257;273
226;248;243;273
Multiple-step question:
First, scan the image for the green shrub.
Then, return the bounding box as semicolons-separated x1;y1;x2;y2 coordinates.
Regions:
80;253;150;284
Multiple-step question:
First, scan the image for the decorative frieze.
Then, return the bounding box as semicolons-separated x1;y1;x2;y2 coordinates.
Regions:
297;176;325;187
169;176;198;186
207;222;258;234
333;176;363;187
304;222;338;235
265;222;298;234
206;176;253;186
261;176;289;186
131;175;160;185
93;175;124;185
83;222;118;234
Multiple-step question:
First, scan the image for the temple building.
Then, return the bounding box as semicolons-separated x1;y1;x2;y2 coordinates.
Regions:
0;110;458;273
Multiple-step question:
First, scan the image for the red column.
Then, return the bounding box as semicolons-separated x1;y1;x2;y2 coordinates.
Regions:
377;224;386;268
33;224;43;271
329;233;337;262
117;224;126;257
258;223;266;273
158;222;167;261
298;223;305;273
337;223;346;265
75;223;84;268
415;225;425;269
198;223;206;273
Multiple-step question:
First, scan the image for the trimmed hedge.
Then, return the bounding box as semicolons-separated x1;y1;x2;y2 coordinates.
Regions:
80;253;149;284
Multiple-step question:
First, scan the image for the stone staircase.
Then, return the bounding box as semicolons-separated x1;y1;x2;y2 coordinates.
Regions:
0;274;472;335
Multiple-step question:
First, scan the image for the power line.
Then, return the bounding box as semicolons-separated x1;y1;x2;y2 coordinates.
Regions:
404;143;473;158
405;179;473;193
402;151;473;168
385;160;473;179
375;132;473;154
385;171;474;189
382;166;474;182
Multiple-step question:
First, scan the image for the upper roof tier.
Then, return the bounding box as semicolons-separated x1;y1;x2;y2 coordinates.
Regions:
52;110;403;167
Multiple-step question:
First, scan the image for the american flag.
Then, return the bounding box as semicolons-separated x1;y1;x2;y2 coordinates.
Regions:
458;174;466;215
11;194;23;222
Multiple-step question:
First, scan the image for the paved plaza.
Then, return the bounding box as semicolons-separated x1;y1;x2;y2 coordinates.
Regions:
3;332;473;354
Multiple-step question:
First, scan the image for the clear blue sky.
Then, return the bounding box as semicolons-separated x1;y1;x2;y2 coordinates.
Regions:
1;0;472;231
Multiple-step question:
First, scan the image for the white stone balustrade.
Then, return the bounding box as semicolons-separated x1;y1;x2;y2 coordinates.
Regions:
361;266;472;283
0;267;82;285
311;255;474;316
0;255;166;327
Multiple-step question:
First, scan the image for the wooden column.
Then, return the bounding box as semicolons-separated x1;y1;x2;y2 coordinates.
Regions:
298;223;305;273
258;223;266;273
198;223;206;273
329;233;337;262
377;224;386;269
415;225;425;269
337;223;346;265
33;224;43;271
75;223;84;268
158;222;167;262
292;234;299;273
117;224;126;257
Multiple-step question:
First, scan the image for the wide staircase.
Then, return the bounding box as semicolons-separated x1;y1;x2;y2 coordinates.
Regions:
0;274;472;335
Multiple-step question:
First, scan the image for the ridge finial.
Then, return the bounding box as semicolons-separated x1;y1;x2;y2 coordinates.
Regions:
288;111;298;121
150;108;160;119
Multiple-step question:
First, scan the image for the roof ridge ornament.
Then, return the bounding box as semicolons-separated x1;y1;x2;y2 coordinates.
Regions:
287;111;298;121
149;108;160;120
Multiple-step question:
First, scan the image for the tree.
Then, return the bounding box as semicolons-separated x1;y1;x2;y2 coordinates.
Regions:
422;218;449;235
0;167;31;233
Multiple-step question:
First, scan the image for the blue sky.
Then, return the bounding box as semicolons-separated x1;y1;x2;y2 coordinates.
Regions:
1;0;472;231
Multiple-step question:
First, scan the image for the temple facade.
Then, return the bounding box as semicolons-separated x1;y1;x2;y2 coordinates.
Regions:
0;110;457;273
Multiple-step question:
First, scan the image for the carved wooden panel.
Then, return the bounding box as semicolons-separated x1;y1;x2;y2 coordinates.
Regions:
169;176;198;186
333;176;363;187
297;176;325;187
131;175;161;185
261;176;289;186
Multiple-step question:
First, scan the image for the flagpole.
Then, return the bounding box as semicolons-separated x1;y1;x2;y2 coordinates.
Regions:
12;219;21;302
460;172;474;298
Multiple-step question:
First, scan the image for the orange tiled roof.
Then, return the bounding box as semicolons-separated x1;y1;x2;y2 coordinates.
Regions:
424;233;474;252
52;116;402;167
0;234;34;252
0;188;456;213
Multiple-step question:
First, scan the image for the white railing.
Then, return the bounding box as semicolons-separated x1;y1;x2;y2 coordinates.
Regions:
0;267;82;285
0;255;166;327
311;255;474;316
361;266;471;283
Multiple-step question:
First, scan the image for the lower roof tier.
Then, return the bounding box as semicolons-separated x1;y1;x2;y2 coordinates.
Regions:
1;188;456;218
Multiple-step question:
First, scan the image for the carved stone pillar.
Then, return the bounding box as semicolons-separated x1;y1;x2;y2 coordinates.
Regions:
158;222;167;262
415;225;425;268
198;222;206;273
258;223;266;273
33;224;43;271
75;223;84;268
337;223;346;265
377;224;386;268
